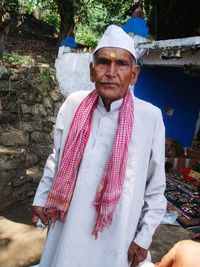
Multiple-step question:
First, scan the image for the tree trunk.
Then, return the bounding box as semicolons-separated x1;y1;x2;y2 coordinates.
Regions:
0;22;11;57
55;0;74;43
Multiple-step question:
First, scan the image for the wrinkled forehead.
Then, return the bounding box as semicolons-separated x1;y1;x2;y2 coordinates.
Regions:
94;47;134;61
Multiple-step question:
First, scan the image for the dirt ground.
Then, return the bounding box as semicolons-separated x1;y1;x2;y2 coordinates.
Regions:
150;224;193;262
1;196;198;264
1;198;33;225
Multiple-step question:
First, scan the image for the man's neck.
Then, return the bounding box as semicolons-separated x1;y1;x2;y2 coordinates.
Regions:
103;99;112;112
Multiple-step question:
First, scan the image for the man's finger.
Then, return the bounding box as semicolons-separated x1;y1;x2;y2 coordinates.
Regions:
128;252;133;263
33;206;49;225
130;257;139;267
128;253;136;266
32;214;39;225
39;213;49;226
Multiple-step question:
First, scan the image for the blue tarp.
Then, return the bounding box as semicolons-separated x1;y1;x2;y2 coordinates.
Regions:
60;36;77;48
122;17;149;38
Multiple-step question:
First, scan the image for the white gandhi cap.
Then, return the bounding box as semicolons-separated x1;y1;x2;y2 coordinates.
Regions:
94;24;137;61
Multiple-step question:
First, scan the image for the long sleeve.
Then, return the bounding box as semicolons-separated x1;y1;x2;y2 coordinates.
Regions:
134;110;167;249
32;105;64;207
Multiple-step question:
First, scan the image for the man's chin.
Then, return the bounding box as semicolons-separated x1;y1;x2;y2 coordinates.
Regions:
98;85;119;94
101;84;119;90
100;92;122;102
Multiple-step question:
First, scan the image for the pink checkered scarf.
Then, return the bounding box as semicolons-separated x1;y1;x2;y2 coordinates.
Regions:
46;89;134;237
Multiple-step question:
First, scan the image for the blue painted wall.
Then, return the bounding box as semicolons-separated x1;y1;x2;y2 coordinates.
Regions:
134;66;200;147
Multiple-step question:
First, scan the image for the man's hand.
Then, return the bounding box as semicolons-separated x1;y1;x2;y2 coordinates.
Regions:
32;206;49;226
128;241;148;267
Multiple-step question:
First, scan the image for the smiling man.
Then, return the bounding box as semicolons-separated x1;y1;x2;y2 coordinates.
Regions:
32;25;166;267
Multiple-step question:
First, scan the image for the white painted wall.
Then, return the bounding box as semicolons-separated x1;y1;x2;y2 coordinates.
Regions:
55;53;94;97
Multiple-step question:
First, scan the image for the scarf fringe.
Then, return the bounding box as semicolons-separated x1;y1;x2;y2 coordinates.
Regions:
92;212;113;239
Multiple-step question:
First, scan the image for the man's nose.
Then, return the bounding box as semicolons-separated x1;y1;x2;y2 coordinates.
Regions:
106;62;117;76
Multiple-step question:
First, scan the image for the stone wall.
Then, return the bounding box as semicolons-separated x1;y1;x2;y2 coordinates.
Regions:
0;63;64;210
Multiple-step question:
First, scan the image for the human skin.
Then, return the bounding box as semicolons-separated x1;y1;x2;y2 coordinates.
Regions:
155;240;200;267
32;206;49;226
90;47;140;111
128;241;148;267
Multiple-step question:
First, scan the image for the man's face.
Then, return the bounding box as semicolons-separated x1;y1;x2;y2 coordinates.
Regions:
90;47;139;106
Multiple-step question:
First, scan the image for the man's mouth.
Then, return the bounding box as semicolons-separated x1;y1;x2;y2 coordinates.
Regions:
99;80;119;87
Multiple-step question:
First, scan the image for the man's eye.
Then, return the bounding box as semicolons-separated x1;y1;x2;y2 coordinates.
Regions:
117;60;129;66
116;60;130;70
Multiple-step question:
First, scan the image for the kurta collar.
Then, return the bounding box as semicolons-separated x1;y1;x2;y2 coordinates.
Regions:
98;95;123;113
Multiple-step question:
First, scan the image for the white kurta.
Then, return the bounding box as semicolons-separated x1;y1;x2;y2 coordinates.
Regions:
33;90;166;267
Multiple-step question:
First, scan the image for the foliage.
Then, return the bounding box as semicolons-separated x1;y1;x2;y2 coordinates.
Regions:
26;65;56;94
39;69;52;84
101;0;134;25
24;0;35;15
0;66;13;79
3;52;33;65
45;13;60;30
0;0;19;19
18;0;60;31
75;0;135;46
0;0;19;14
75;2;106;46
6;0;200;45
76;24;98;47
144;0;200;40
76;0;134;32
14;0;137;45
20;0;57;15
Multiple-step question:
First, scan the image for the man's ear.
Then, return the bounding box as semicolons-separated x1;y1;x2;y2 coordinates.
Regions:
130;65;140;85
90;62;95;82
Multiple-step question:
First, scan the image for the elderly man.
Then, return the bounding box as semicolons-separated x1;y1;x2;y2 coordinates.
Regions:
32;25;166;267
